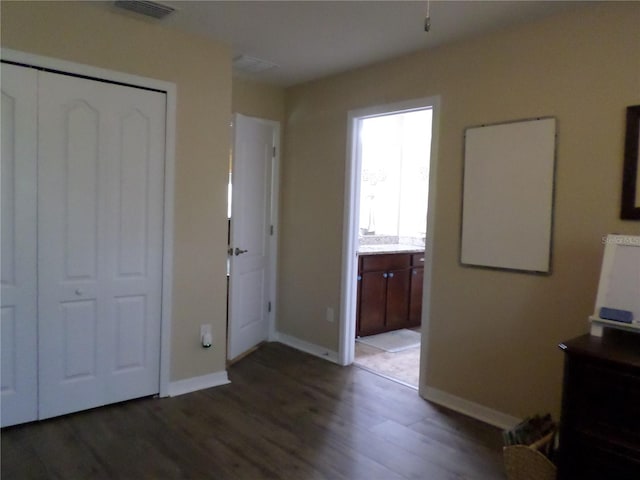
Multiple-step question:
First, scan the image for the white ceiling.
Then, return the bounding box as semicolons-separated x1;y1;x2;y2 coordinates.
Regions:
133;1;591;87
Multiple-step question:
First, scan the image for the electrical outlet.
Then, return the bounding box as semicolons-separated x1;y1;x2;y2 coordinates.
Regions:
326;307;335;323
200;324;212;348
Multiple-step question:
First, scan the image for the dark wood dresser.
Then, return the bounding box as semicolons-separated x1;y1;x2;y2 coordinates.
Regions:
558;330;640;479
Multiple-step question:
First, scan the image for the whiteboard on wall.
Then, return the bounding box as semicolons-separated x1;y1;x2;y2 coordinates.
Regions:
594;236;640;322
460;117;556;273
589;235;640;335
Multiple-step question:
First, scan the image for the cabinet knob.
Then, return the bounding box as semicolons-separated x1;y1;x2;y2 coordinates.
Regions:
388;272;394;278
357;275;362;281
383;273;388;279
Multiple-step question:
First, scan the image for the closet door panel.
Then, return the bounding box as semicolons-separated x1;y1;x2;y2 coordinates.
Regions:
105;80;165;403
37;72;105;418
64;101;100;280
37;71;166;419
118;110;150;277
0;63;38;427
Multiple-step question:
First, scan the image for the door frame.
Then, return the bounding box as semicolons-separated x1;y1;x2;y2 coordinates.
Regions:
1;48;176;398
339;96;441;379
228;114;281;357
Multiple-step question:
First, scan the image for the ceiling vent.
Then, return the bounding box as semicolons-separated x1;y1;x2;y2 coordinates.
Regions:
233;55;279;74
113;1;175;20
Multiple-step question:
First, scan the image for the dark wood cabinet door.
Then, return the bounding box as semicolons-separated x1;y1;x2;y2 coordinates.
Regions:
385;269;410;330
358;271;387;336
409;267;423;326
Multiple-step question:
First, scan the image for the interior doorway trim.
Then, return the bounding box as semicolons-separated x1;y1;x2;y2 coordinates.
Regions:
1;48;177;398
339;96;441;383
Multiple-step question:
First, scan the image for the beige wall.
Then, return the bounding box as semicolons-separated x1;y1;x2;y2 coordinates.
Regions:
232;76;285;123
231;76;286;177
1;1;232;381
280;3;640;418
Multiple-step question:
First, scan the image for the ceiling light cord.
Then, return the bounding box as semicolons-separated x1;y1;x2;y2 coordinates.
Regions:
424;0;431;32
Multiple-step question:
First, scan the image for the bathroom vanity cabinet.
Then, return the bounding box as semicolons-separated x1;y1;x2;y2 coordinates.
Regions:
356;252;423;337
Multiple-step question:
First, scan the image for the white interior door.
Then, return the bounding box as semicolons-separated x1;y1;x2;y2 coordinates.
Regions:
228;115;277;361
37;71;166;419
1;63;39;427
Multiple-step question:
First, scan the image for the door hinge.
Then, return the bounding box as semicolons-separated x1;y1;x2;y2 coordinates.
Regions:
268;301;272;313
272;146;276;157
270;225;274;236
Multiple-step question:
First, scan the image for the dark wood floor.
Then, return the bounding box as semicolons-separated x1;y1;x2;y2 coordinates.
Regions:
1;343;505;479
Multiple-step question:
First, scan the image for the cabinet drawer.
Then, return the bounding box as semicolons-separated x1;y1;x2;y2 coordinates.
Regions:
411;253;425;266
560;433;640;480
567;360;640;446
361;254;410;272
558;333;640;480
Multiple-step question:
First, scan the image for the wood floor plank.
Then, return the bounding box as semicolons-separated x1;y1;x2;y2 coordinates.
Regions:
1;342;506;479
243;343;431;427
408;415;504;467
0;426;49;479
213;360;407;479
227;353;391;431
23;416;113;479
370;419;503;479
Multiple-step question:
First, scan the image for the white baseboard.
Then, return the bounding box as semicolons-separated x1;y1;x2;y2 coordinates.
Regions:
422;386;520;430
273;331;340;364
168;370;230;397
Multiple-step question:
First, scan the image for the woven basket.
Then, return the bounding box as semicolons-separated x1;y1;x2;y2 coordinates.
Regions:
503;432;557;480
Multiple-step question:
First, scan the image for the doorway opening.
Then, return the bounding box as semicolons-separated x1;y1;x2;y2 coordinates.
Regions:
340;97;439;391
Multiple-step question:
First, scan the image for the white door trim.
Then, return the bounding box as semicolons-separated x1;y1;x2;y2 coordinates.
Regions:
266;118;281;342
339;96;441;380
1;48;176;398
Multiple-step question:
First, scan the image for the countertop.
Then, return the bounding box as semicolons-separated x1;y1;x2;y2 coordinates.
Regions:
357;244;424;255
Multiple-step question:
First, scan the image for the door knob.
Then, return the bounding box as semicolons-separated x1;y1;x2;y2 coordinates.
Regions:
234;247;248;256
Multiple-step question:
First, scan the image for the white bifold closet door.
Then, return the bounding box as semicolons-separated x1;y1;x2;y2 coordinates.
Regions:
1;63;166;426
1;63;39;426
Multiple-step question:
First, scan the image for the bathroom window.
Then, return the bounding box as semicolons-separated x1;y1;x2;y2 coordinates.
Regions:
359;109;432;247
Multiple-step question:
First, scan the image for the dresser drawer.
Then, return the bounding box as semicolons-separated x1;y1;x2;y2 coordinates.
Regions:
360;253;410;272
559;333;640;480
566;359;640;447
560;432;640;480
411;253;425;266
